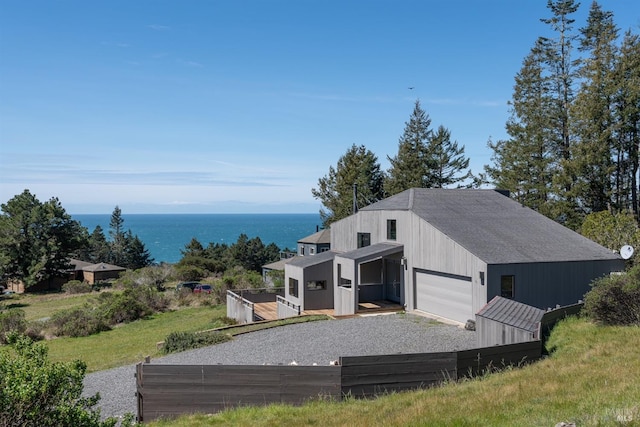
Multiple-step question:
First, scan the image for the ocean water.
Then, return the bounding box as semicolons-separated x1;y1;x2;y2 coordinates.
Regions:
73;214;322;264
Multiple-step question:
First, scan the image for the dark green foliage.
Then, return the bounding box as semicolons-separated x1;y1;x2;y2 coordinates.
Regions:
162;330;231;354
0;190;86;288
105;206;154;269
385;100;433;196
583;265;640;325
62;280;93;294
0;309;27;344
48;308;110;338
177;235;280;277
428;125;470;188
0;335;118;427
312;144;385;226
97;286;168;325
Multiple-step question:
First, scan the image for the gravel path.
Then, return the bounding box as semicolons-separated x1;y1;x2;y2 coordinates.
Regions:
83;313;477;420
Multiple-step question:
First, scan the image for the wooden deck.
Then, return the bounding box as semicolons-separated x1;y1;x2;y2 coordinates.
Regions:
253;300;403;321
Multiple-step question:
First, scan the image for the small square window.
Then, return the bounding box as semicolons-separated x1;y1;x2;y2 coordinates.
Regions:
501;275;514;299
387;219;397;240
307;280;326;290
357;232;371;248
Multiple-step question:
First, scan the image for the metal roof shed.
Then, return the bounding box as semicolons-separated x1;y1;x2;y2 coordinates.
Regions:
476;296;545;347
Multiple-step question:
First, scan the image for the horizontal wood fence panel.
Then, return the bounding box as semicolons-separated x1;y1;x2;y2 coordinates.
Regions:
340;352;457;397
457;341;542;377
138;365;341;422
137;341;543;421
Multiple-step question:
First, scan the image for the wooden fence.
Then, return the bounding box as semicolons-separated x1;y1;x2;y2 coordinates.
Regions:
136;340;542;421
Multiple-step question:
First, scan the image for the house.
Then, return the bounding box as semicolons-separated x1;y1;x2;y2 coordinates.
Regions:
297;228;331;256
280;188;624;324
81;262;126;284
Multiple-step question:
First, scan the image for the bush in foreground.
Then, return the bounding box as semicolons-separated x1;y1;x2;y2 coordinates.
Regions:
62;280;93;294
583;265;640;326
162;331;231;354
0;334;118;427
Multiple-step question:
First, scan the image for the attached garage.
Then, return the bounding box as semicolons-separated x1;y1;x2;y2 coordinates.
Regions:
415;270;473;324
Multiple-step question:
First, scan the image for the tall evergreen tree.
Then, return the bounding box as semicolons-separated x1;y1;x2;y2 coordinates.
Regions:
428;125;470;188
613;31;640;221
486;41;556;216
108;206;126;265
540;0;582;227
0;190;85;288
312;144;385;227
385;100;433;195
570;1;619;214
87;225;110;263
123;231;154;269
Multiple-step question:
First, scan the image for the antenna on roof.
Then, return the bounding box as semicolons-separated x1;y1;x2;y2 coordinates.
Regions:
620;245;635;260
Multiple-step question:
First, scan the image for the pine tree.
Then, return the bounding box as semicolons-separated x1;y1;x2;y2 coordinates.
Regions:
312;144;384;226
123;231;154;269
108;206;126;265
570;2;619;214
428;125;470;188
385;100;433;195
539;0;582;227
485;41;556;216
87;225;110;263
613;31;640;222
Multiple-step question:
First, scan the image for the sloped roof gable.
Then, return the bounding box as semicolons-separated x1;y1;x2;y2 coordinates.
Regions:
361;188;620;264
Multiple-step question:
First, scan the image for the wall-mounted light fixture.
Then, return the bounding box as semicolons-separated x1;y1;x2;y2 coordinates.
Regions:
479;271;485;286
401;256;407;270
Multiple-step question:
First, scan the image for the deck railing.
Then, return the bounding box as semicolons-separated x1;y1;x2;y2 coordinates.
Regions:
226;290;254;324
277;295;301;318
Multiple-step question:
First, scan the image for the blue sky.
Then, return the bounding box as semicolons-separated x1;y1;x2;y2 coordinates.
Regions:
1;1;638;214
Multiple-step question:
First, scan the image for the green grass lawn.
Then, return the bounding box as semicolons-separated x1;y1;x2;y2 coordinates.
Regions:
46;305;227;372
146;317;640;427
4;291;101;322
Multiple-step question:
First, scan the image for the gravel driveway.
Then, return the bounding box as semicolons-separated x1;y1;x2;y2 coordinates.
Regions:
84;313;476;420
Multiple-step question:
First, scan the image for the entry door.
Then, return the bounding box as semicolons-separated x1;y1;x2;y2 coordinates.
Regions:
385;259;402;303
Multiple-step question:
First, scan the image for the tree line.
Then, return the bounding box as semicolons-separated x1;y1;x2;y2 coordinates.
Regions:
0;190;153;288
485;0;639;230
313;0;639;241
312;99;473;227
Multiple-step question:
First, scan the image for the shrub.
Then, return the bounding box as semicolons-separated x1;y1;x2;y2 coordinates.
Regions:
97;292;151;325
62;280;93;294
0;334;118;427
174;264;206;282
162;330;231;354
0;309;27;344
48;308;110;338
583;265;640;326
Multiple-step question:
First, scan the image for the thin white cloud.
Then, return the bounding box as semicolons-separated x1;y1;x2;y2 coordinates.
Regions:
147;24;170;31
177;59;203;68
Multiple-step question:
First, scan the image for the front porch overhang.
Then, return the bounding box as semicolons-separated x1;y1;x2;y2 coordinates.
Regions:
335;242;404;264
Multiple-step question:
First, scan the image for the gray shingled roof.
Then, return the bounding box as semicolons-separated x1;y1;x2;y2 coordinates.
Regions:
286;250;337;268
298;228;331;244
476;296;545;332
361;188;620;264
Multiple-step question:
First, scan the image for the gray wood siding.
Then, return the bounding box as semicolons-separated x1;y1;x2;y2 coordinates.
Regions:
302;260;334;310
486;259;624;310
475;317;537;347
284;264;303;307
331;210;488;319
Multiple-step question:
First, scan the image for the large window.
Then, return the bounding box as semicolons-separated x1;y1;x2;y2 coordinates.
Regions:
501;275;515;299
307;280;326;291
289;278;299;297
387;219;397;240
357;232;371;248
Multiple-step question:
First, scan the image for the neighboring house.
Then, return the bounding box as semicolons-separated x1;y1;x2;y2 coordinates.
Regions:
280;188;624;324
81;262;126;285
297;228;331;256
5;259;126;292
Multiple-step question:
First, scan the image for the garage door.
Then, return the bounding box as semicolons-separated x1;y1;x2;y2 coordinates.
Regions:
415;271;472;324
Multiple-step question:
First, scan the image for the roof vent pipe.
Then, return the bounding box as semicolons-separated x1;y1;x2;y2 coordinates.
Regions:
353;183;358;214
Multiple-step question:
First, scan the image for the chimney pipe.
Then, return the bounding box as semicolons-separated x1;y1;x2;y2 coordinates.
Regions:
353;183;358;214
